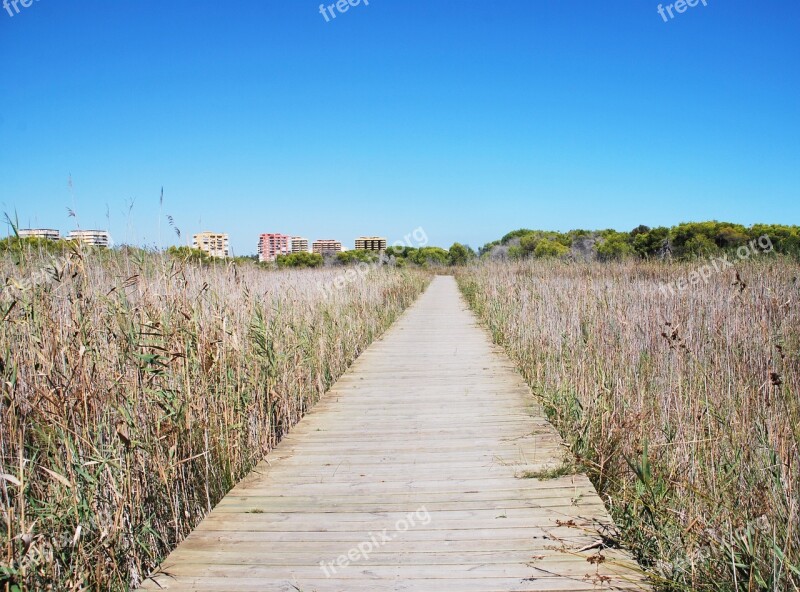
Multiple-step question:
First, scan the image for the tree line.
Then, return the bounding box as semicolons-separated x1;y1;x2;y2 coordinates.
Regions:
275;244;477;268
481;221;800;261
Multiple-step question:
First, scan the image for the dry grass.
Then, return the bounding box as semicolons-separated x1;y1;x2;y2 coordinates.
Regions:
457;258;800;591
0;246;429;591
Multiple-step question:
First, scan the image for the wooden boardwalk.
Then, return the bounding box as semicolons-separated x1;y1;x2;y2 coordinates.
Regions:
141;276;648;592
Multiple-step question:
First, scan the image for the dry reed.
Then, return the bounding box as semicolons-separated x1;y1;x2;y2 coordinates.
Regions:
457;258;800;591
0;246;429;590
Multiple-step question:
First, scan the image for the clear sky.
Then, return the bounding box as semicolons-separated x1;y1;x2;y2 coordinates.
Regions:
1;1;798;254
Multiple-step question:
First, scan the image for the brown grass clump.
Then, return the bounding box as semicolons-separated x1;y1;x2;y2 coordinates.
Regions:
457;258;800;591
0;246;429;590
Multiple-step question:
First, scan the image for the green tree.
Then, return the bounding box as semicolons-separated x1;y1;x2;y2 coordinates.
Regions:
501;229;535;244
670;222;720;258
681;235;720;258
0;236;77;256
276;252;323;268
167;246;213;264
750;224;800;256
631;226;669;258
409;247;450;266
448;243;475;266
715;224;749;248
519;234;541;256
479;240;500;256
533;239;569;259
337;250;379;265
596;233;634;261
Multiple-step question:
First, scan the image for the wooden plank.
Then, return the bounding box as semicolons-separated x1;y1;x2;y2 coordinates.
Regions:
138;276;648;591
141;578;646;592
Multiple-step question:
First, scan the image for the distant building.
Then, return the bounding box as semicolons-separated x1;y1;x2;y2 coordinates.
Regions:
355;236;387;252
19;229;60;241
192;231;229;258
258;233;291;262
291;237;309;253
69;230;110;248
312;239;343;255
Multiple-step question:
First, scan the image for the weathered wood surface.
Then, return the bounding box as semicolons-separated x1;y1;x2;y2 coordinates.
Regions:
140;276;648;591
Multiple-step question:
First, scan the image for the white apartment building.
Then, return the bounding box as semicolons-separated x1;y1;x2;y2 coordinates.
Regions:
19;229;61;241
69;229;111;248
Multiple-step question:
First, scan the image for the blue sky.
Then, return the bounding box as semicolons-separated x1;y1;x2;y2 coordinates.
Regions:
1;1;798;254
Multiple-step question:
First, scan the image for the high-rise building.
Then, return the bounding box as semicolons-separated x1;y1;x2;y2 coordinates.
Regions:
355;236;387;252
69;230;110;248
291;237;309;253
19;229;61;241
312;239;343;255
258;233;291;262
192;232;229;258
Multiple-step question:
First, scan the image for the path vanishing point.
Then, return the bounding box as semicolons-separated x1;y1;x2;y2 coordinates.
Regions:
140;276;649;592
